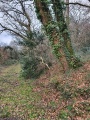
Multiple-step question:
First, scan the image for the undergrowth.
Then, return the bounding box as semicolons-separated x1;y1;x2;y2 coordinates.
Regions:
0;62;90;120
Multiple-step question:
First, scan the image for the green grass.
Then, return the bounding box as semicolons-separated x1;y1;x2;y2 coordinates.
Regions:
0;64;42;119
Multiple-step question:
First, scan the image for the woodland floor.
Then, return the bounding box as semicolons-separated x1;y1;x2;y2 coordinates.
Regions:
0;61;90;120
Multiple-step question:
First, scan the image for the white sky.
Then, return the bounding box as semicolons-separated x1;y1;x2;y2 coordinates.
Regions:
0;0;90;45
0;32;12;45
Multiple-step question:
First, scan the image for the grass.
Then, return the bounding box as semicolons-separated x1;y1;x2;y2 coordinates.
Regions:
0;62;90;120
0;64;42;119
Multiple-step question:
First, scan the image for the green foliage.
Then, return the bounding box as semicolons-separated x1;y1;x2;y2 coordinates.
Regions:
19;30;47;79
49;101;57;108
57;84;73;100
19;32;38;49
52;44;61;58
2;59;18;66
19;31;45;54
59;110;68;120
46;22;58;33
20;56;44;79
76;87;90;99
67;105;73;111
0;106;10;118
69;57;82;68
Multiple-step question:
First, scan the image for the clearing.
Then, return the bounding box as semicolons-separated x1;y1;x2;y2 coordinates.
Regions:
0;62;90;120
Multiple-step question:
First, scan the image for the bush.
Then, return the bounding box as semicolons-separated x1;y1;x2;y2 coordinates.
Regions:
69;57;82;68
20;56;44;79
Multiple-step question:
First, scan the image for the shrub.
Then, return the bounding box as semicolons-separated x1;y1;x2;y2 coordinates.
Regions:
69;57;82;68
20;56;45;79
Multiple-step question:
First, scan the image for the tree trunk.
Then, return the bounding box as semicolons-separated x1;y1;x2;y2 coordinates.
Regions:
65;0;69;26
35;0;69;71
51;0;74;59
35;0;81;70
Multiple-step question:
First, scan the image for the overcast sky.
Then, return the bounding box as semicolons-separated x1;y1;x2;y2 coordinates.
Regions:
0;32;12;45
0;0;90;45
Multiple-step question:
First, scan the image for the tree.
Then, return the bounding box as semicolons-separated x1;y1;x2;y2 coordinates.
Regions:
1;0;88;71
69;3;90;52
35;0;69;71
0;0;32;40
65;1;90;8
34;0;82;70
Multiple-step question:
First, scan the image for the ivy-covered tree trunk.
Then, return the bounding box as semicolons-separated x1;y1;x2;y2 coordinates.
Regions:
34;0;81;70
52;0;74;56
51;0;82;68
35;0;69;71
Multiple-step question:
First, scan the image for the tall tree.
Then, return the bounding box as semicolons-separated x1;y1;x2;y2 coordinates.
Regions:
35;0;69;71
0;0;31;40
34;0;81;70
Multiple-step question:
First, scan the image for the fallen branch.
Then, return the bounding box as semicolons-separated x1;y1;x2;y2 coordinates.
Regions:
39;57;50;70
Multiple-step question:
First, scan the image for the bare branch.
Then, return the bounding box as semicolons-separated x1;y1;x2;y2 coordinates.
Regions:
0;23;26;39
0;0;32;40
66;2;90;8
